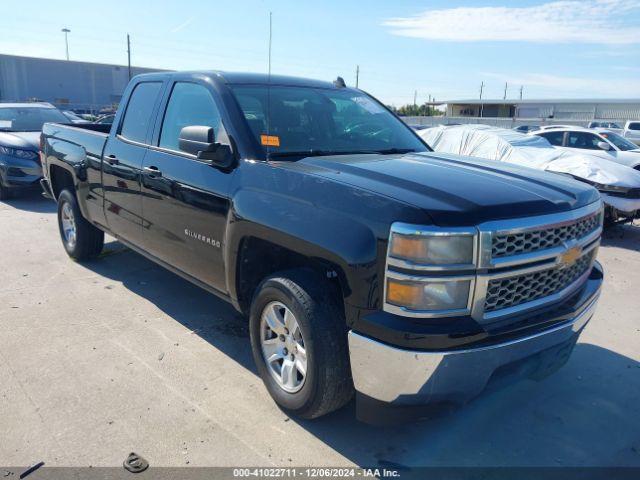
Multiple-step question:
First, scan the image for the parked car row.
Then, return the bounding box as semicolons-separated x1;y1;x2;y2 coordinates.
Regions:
0;103;70;199
516;121;640;145
419;124;640;223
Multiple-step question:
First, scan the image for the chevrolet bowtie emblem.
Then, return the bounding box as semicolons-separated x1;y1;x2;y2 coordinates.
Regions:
558;246;582;269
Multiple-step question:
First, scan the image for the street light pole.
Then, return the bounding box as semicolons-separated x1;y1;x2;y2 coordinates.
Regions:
61;28;71;60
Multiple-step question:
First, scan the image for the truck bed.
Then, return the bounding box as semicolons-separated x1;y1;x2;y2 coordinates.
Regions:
42;122;110;162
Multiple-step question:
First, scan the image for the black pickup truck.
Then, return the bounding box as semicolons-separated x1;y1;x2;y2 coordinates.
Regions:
41;71;604;423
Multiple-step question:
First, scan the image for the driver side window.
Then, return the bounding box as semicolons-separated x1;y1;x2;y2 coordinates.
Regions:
567;132;600;150
159;82;225;152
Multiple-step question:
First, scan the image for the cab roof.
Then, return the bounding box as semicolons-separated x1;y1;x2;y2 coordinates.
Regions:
133;71;343;89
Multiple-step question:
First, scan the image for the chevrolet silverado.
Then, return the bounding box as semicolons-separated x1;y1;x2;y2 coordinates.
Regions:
40;71;604;423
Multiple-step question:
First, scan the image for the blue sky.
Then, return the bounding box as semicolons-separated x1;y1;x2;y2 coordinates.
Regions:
3;0;640;105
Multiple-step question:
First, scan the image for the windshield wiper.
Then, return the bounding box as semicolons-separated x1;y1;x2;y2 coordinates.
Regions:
372;148;417;155
268;149;379;159
268;148;420;159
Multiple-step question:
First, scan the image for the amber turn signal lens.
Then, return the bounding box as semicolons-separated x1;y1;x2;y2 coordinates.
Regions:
390;235;427;261
386;280;423;309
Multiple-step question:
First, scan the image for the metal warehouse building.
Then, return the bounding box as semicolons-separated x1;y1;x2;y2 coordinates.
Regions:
0;54;165;112
445;99;640;121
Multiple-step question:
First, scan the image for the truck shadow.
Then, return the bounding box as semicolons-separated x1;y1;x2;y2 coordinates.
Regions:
2;190;57;213
601;222;640;252
83;241;640;468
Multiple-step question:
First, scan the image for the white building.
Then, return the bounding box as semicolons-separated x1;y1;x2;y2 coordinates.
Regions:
444;99;640;121
404;98;640;128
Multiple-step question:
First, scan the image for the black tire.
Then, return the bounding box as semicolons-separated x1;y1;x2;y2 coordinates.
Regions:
249;269;353;419
57;189;104;261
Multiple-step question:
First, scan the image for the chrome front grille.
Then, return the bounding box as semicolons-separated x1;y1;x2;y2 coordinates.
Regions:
484;251;595;313
492;211;601;258
384;201;603;322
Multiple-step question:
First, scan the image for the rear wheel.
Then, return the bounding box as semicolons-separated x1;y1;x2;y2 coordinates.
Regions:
249;269;353;419
57;189;104;261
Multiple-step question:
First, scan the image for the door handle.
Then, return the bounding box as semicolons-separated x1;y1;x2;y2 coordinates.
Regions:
106;155;119;165
144;166;162;177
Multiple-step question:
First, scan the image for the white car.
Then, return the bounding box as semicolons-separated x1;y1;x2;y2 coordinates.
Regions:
623;120;640;145
534;124;575;131
419;124;640;222
531;126;640;170
587;121;622;132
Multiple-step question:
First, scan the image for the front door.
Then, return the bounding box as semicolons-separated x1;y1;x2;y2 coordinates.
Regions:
563;131;612;161
103;81;163;245
141;81;234;293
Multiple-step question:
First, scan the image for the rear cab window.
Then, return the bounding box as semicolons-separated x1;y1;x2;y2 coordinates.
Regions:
119;82;163;144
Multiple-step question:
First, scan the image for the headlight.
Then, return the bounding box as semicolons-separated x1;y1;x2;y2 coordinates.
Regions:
388;227;476;266
0;146;38;160
385;223;477;317
386;277;472;312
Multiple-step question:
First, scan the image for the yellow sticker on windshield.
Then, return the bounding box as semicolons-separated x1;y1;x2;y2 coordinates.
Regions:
261;134;280;147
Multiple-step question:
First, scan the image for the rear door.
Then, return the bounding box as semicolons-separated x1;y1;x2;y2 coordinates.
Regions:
140;80;235;293
102;81;164;246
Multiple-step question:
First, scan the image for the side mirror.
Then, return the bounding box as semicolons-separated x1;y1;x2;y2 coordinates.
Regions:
596;141;611;151
178;125;235;168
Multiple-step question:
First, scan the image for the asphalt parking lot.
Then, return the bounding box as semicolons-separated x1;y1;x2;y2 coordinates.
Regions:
1;191;639;468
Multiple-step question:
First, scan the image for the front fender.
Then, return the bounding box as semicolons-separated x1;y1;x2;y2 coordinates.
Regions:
225;187;381;314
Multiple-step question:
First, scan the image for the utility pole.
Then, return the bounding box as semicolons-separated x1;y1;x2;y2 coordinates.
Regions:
519;85;523;100
61;28;70;60
479;81;484;118
355;65;359;88
413;90;417;108
503;82;508;100
127;34;132;80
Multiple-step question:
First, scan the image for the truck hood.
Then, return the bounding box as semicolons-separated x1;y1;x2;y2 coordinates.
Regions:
276;152;600;226
0;131;40;151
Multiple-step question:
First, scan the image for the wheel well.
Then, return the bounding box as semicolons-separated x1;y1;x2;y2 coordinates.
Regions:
235;237;345;317
49;165;75;200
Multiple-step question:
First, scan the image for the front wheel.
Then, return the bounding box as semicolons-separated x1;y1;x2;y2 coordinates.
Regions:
249;270;353;419
57;189;104;261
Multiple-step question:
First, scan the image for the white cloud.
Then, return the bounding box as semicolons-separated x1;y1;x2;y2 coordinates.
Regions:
384;0;640;45
481;71;639;97
170;17;196;34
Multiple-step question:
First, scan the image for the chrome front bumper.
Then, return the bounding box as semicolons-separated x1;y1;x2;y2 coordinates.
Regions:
349;287;600;409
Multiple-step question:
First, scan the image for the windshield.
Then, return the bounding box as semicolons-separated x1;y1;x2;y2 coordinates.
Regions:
0;106;69;132
599;131;639;151
230;85;428;158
